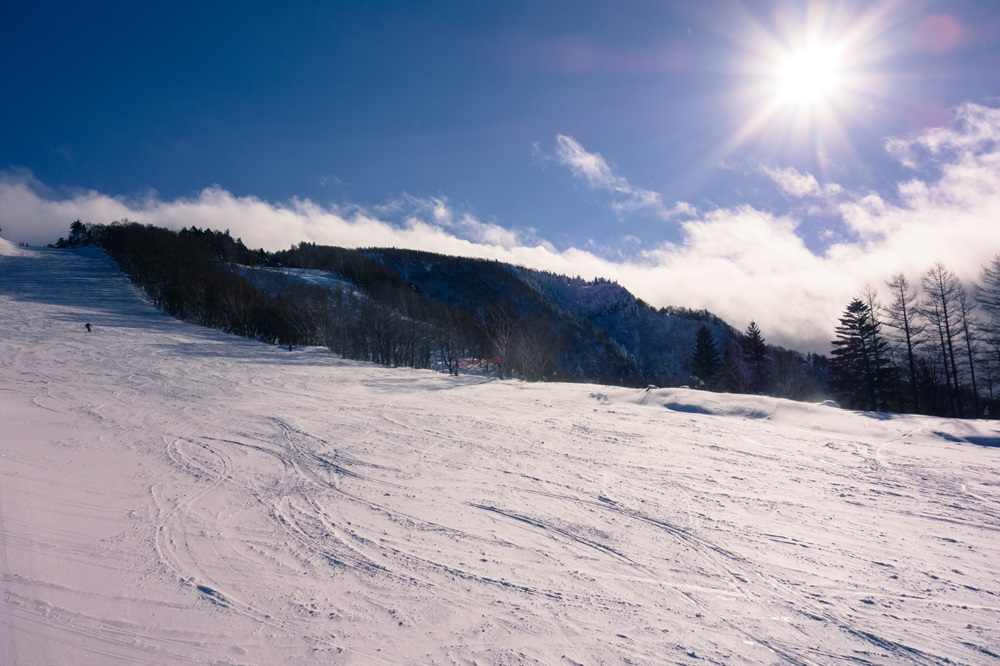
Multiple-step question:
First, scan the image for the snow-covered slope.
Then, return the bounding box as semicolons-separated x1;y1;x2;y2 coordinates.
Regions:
2;246;999;665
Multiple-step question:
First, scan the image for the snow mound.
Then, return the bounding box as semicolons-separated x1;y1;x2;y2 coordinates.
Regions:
639;387;1000;449
654;388;779;419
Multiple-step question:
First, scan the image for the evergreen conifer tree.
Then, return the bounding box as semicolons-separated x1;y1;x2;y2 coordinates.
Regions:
742;321;769;394
829;298;894;411
691;325;721;390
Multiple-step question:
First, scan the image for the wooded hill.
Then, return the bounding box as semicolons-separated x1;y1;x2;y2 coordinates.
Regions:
54;220;825;398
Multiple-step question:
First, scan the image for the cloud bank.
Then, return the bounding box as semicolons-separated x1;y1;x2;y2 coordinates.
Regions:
3;103;1000;353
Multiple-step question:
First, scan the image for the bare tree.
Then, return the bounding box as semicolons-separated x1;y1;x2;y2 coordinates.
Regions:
921;262;963;417
885;272;924;412
976;253;1000;345
478;303;517;379
510;318;560;382
721;340;748;393
433;306;469;376
955;283;981;416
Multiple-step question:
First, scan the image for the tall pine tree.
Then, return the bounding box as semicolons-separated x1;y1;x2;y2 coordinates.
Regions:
742;321;769;394
691;325;721;390
829;298;894;411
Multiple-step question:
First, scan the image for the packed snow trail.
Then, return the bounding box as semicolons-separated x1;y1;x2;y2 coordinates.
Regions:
2;241;999;664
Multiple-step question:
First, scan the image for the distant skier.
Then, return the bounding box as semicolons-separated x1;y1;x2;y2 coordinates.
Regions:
85;322;92;333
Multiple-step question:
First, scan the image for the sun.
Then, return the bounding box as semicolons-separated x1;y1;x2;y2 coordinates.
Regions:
774;44;844;108
717;3;888;171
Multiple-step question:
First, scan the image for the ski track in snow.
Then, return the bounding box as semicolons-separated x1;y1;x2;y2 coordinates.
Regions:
2;243;1000;664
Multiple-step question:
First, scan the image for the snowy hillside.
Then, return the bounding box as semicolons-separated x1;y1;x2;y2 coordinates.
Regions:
2;242;999;665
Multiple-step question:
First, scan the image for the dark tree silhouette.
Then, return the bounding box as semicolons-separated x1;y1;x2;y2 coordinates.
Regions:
742;321;769;394
829;298;894;411
691;325;721;390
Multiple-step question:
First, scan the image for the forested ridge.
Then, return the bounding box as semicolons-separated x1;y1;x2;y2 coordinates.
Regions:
52;220;999;418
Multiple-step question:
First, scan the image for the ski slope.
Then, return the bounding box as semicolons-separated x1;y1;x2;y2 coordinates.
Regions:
2;239;999;665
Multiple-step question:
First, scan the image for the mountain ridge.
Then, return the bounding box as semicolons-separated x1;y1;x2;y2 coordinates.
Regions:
49;220;824;395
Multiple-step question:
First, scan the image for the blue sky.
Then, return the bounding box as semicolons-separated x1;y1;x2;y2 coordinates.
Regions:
3;1;1000;350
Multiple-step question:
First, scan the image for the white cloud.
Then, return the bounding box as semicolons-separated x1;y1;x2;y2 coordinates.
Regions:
668;201;697;217
3;103;1000;353
623;207;852;351
761;166;822;198
378;194;543;251
0;172;604;287
553;134;622;189
552;134;692;220
886;103;1000;168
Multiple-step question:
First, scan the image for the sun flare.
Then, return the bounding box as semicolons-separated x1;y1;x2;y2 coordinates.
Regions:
775;45;844;107
723;1;888;162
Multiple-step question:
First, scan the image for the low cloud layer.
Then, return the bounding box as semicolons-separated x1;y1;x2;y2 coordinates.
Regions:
3;103;1000;353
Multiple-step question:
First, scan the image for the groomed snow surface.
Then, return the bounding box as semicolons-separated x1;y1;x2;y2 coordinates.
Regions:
2;240;999;665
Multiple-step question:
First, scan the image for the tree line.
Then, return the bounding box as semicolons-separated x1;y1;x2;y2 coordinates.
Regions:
687;320;827;402
827;259;1000;418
